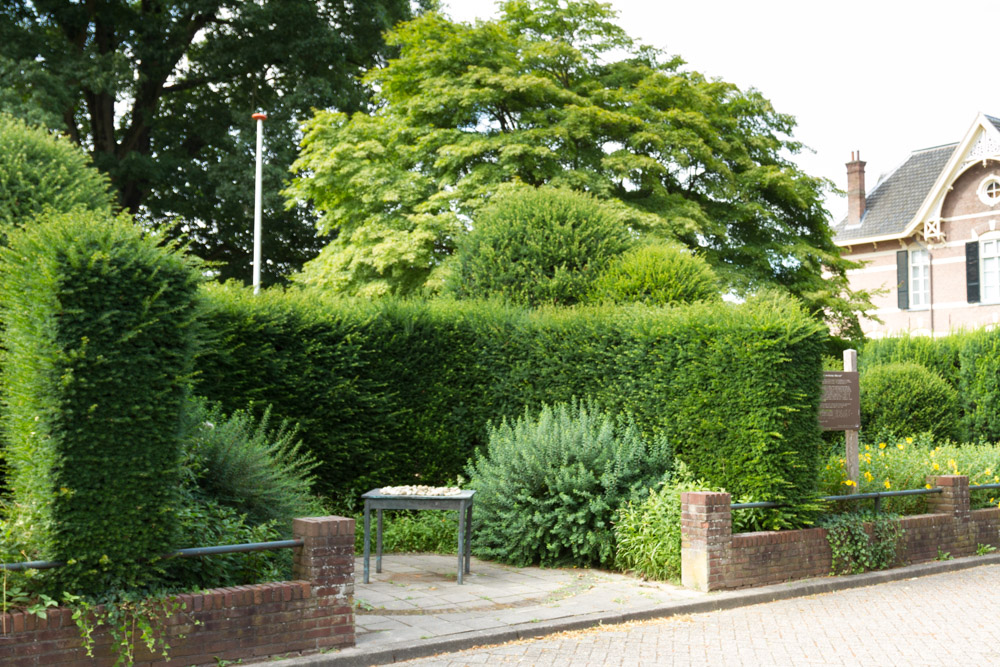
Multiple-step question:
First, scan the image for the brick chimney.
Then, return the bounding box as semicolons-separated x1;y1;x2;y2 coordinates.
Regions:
846;151;866;226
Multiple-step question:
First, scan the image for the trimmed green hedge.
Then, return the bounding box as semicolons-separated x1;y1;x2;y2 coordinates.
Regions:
0;211;200;593
860;330;1000;443
197;289;826;512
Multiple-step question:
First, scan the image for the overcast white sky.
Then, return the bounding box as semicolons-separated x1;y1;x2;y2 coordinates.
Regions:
443;0;1000;221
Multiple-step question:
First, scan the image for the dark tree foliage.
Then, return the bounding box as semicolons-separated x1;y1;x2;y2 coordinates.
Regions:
0;0;417;285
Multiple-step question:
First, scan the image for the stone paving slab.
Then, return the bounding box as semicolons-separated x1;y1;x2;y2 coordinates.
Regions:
256;550;1000;667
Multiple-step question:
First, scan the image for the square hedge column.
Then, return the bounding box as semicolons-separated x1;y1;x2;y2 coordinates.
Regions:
681;492;732;591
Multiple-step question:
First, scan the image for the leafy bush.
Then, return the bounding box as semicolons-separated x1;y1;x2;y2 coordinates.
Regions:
0;114;114;237
821;510;904;575
447;186;634;306
859;362;958;442
352;511;460;555
178;396;324;527
588;243;720;306
614;464;712;581
0;210;201;594
467;401;672;568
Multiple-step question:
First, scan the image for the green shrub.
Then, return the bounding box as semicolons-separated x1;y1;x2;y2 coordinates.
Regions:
0;114;114;237
821;510;904;575
613;464;712;581
352;511;461;555
588;243;720;306
859;362;958;442
447;186;634;306
0;210;201;594
178;396;324;527
467;401;672;568
163;396;325;589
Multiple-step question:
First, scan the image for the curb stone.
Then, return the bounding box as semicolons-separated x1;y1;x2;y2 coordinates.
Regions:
258;551;1000;666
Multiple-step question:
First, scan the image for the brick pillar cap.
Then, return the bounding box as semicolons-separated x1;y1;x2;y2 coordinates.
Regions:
681;491;731;505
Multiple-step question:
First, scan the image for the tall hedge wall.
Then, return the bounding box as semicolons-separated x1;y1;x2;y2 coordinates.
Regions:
197;288;826;509
861;331;1000;443
0;212;200;593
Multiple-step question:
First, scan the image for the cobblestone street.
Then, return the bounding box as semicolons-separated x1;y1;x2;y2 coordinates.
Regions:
400;564;1000;666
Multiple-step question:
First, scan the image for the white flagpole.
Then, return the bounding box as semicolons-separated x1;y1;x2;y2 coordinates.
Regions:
252;112;267;294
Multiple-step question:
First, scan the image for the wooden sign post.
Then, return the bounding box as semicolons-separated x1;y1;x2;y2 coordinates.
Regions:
819;350;860;492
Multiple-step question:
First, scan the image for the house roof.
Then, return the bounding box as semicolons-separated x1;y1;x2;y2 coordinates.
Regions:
832;144;955;245
833;113;1000;247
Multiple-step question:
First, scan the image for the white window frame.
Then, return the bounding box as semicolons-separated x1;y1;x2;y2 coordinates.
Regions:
908;247;930;309
978;176;1000;207
981;234;1000;304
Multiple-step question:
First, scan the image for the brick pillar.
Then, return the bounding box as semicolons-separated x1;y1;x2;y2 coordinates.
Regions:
926;475;973;557
681;492;732;592
292;516;356;648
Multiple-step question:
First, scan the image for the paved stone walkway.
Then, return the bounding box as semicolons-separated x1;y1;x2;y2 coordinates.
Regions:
352;553;703;648
400;564;1000;665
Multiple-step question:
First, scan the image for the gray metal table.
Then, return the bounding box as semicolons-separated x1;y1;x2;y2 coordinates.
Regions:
361;489;476;584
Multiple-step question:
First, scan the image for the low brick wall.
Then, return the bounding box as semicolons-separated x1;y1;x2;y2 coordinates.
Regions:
0;516;356;666
682;476;1000;591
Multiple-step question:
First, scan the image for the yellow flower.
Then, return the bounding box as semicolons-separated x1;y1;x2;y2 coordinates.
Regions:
879;442;886;449
949;459;958;470
925;484;933;489
986;469;993;476
884;479;891;489
865;444;871;451
843;479;857;487
906;437;913;444
864;471;874;482
933;462;939;471
897;443;905;450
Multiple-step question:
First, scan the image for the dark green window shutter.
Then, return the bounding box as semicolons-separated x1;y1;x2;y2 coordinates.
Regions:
967;241;980;303
897;250;909;310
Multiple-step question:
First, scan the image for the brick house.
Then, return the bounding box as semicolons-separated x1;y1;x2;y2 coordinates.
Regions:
833;113;1000;337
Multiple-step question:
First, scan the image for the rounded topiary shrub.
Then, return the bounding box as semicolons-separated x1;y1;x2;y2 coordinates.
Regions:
589;242;721;306
448;186;633;307
466;400;672;568
860;361;959;441
0;114;114;237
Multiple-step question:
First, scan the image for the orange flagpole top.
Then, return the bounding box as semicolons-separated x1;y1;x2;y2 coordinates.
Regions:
252;112;267;121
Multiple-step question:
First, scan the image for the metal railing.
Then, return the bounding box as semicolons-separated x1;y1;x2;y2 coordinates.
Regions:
0;538;304;572
732;481;1000;514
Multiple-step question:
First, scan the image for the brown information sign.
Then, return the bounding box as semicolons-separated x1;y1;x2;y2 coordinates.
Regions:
819;371;860;431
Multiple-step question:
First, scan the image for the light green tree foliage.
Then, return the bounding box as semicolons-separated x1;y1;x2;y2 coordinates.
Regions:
0;114;114;237
588;243;721;306
287;0;872;334
447;185;633;306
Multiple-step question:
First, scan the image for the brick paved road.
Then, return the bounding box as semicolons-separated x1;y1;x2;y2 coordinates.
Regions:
400;564;1000;666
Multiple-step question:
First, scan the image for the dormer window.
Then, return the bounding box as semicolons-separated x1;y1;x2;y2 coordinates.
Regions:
978;176;1000;206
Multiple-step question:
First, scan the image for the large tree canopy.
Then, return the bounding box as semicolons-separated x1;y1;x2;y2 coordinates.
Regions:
0;0;417;285
287;0;873;334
